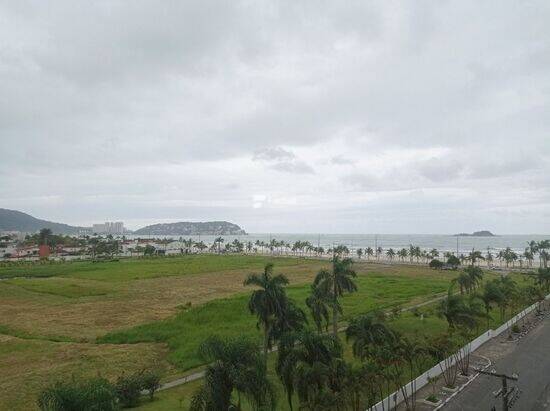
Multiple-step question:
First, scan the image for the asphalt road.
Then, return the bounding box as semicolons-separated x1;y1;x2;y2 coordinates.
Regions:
446;315;550;411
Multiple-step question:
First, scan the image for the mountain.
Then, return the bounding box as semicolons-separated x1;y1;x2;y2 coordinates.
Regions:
0;208;88;235
454;230;496;237
133;221;247;236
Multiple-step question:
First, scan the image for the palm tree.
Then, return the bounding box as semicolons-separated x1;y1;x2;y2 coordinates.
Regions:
482;280;505;328
313;257;357;338
190;335;276;411
38;228;52;246
466;249;485;266
429;248;440;260
437;287;485;333
376;246;383;261
365;247;374;261
356;248;363;260
523;248;534;267
244;263;290;362
386;248;396;262
305;282;334;333
214;237;224;254
345;314;394;361
464;266;484;291
408;245;415;263
398;248;408;262
454;272;473;294
276;330;344;410
538;240;550;268
485;249;494;267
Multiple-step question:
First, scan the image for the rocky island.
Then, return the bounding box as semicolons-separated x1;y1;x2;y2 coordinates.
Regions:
133;221;247;236
454;230;495;237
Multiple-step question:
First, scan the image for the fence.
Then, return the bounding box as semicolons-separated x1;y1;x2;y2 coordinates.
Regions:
368;294;550;411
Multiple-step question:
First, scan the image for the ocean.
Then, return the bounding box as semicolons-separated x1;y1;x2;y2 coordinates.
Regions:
128;233;549;255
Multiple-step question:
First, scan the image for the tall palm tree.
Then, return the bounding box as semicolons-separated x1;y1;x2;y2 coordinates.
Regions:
276;330;344;410
454;272;473;294
523;249;534;267
466;249;485;266
386;248;396;262
365;247;374;261
305;282;334;333
244;264;290;362
538;240;550;268
376;246;383;261
214;237;224;254
345;314;394;361
437;287;485;333
464;266;484;291
191;335;276;411
313;257;357;338
356;248;363;260
398;248;408;262
482;280;505;328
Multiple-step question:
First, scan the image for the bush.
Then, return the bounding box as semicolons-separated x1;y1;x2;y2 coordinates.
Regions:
511;324;520;334
141;370;162;401
429;259;444;269
115;372;143;408
37;377;118;411
426;394;439;403
447;255;460;268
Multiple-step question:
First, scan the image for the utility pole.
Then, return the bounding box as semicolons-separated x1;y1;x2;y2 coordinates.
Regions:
475;368;519;411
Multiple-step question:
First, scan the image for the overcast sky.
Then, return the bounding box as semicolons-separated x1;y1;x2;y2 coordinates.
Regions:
0;1;549;234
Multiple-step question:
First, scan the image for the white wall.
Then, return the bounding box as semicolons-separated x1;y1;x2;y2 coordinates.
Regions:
368;294;549;411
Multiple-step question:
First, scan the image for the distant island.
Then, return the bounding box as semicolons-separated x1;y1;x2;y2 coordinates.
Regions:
133;221;247;236
454;230;496;237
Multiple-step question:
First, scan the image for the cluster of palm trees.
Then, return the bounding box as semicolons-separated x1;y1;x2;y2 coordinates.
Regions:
165;236;550;271
190;253;550;410
192;257;434;410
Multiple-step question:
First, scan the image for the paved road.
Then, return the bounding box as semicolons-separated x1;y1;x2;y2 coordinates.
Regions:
446;315;550;411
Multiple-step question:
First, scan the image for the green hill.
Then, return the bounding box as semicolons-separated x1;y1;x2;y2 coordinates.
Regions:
0;208;87;234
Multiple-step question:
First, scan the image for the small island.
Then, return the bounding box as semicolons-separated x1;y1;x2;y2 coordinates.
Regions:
454;230;495;237
133;221;247;236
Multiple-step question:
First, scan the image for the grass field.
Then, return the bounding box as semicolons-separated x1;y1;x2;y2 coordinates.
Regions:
132;294;519;411
0;254;520;410
100;267;456;370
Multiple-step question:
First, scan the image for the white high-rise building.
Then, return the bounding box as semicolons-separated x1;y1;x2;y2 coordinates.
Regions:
92;222;125;234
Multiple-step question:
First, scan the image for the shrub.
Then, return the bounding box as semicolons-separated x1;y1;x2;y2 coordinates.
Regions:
511;324;520;334
426;394;439;403
447;255;460;268
429;259;444;269
115;372;143;408
37;377;118;411
141;370;162;401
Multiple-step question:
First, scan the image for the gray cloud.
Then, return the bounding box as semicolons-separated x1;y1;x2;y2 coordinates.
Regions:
0;1;549;233
270;161;315;175
253;147;296;161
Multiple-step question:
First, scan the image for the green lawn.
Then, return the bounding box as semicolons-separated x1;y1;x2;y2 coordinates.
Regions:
0;254;316;281
0;253;527;411
132;292;531;411
100;270;455;370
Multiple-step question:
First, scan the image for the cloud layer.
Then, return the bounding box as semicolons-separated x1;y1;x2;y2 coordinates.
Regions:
0;1;549;233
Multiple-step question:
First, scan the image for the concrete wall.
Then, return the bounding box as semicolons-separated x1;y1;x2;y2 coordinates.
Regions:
369;294;549;411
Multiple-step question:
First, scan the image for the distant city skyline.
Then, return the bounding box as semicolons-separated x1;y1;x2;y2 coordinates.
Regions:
0;2;549;234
